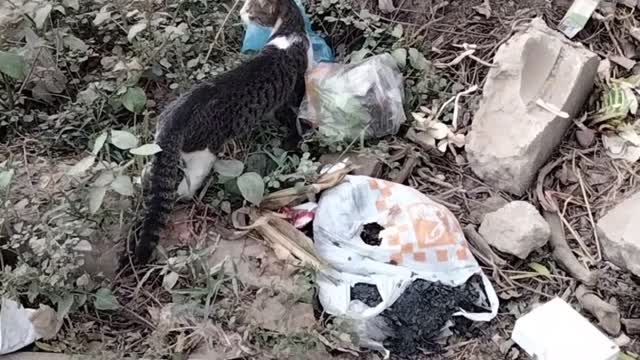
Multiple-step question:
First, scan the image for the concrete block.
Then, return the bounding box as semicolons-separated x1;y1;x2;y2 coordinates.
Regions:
597;191;640;277
466;18;600;195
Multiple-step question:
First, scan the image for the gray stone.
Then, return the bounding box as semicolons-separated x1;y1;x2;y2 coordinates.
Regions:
597;191;640;277
466;18;600;195
479;201;550;259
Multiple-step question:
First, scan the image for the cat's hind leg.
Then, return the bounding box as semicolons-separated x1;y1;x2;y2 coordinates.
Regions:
177;149;216;200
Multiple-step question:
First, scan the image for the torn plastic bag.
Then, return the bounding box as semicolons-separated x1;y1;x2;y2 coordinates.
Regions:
240;0;334;63
0;298;59;355
313;176;499;356
298;53;406;143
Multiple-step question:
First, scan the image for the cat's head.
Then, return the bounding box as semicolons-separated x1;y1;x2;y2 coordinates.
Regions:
240;0;283;28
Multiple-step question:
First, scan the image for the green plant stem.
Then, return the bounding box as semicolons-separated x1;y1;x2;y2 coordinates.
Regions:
2;74;15;109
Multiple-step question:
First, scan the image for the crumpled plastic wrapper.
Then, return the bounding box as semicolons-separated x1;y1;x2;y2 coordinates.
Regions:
0;298;60;355
299;53;406;143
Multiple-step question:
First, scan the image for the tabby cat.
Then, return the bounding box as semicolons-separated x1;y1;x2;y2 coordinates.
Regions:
135;0;312;264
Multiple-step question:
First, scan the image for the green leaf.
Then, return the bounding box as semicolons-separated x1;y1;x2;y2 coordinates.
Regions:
237;172;264;206
350;48;369;64
63;34;88;52
110;130;139;150
93;6;111;26
391;48;407;69
110;175;134;196
163;272;180;291
391;24;403;38
57;294;74;319
130;143;162;156
88;186;107;214
619;352;637;360
94;288;120;311
408;48;430;70
0;169;14;190
529;262;551;278
92;132;108;155
128;22;147;42
0;51;26;80
34;4;53;29
121;87;147;113
63;0;80;10
214;160;244;178
92;170;114;187
67;156;96;176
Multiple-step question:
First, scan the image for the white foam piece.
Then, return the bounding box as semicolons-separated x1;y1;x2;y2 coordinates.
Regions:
512;297;619;360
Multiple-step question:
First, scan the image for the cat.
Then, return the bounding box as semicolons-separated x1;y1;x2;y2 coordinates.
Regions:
134;0;313;265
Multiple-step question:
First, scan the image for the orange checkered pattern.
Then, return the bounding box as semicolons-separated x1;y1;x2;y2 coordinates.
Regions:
367;178;470;266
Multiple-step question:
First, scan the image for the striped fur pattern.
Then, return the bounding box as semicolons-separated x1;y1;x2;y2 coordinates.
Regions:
135;0;311;264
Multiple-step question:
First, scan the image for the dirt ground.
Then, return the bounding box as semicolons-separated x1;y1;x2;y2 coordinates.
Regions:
1;0;640;359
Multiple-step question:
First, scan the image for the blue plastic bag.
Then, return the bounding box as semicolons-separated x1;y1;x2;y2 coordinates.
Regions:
240;1;334;63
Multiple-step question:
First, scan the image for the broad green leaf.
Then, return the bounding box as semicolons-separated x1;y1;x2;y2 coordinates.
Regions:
94;288;120;311
408;48;430;70
67;156;96;176
110;175;134;196
92;132;108;155
237;172;264;206
34;4;53;29
93;6;111;26
619;353;636;360
163;272;180;291
88;186;107;214
110;130;139;150
0;51;26;80
57;294;74;319
121;86;147;113
76;274;90;287
64;34;88;52
529;262;551;278
214;159;244;178
92;171;114;187
391;48;407;69
391;24;403;38
128;22;147;42
186;57;200;68
130;143;162;156
63;0;80;10
78;84;100;105
350;48;369;64
0;169;14;190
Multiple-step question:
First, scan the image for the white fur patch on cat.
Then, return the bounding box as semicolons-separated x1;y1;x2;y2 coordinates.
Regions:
267;36;297;50
177;149;216;199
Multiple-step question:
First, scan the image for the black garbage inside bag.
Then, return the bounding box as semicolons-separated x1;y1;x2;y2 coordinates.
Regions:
350;273;489;358
361;222;384;246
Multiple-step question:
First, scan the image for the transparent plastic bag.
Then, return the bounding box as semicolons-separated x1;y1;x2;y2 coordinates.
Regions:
299;53;406;143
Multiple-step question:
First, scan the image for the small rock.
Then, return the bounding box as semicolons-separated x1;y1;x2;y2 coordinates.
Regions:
479;201;550;259
597;191;640;277
319;152;383;178
466;18;599;195
576;128;596;148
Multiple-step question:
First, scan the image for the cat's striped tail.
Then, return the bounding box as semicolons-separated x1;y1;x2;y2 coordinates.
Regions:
135;132;183;265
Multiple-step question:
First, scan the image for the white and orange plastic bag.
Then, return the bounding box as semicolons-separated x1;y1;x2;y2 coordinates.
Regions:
313;176;499;348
